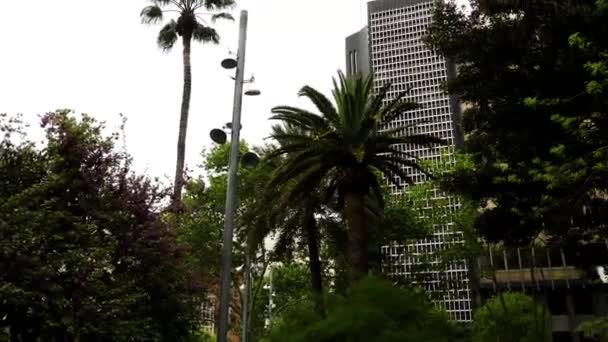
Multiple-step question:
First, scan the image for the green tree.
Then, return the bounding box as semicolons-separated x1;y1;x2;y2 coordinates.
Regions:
264;277;463;342
0;111;200;341
179;141;277;281
426;0;608;246
472;292;550;342
247;263;311;341
178;141;279;336
260;134;338;315
268;72;441;277
262;194;328;316
140;0;234;206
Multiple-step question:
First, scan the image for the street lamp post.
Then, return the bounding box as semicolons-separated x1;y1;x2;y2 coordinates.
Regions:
217;9;249;342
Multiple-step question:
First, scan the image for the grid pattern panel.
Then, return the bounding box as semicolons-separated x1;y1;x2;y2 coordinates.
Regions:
201;299;215;335
369;0;472;322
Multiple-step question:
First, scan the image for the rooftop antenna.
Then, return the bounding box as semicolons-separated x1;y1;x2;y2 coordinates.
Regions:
360;0;364;26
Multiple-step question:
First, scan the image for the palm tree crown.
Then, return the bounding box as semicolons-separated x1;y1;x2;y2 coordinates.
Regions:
268;71;443;277
140;0;234;209
141;0;234;51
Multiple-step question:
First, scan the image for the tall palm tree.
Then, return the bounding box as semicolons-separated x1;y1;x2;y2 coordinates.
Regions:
141;0;234;207
268;71;442;278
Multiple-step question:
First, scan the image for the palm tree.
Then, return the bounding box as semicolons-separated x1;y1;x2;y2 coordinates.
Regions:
249;150;329;316
140;0;234;207
273;192;329;316
268;71;442;278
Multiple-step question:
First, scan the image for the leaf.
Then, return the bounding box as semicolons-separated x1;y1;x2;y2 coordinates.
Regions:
192;23;219;43
157;20;178;51
140;5;163;24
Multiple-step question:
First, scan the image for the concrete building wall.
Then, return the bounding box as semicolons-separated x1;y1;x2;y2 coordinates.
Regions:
345;27;370;76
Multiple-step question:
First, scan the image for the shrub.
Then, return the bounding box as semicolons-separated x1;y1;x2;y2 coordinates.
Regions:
264;276;463;342
472;292;550;342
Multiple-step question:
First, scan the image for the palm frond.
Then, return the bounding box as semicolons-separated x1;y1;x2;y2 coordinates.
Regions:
366;81;392;119
398;134;445;147
270;152;326;188
265;142;318;161
211;12;234;22
270;121;313;136
192;23;219;43
331;71;353;124
270;133;315;148
369;134;443;150
378;89;415;123
382;101;420;123
298;86;340;127
381;148;419;161
333;71;372;142
373;161;413;187
151;0;173;6
270;106;329;132
376;154;432;180
141;5;164;24
380;121;422;137
157;20;178;51
283;165;335;205
202;0;236;11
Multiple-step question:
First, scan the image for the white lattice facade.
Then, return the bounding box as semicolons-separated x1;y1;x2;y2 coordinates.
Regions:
201;299;215;335
368;0;472;321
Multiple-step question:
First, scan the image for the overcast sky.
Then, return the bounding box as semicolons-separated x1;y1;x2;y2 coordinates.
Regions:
0;0;370;181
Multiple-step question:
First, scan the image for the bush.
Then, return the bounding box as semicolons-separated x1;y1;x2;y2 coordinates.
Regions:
472;292;550;342
264;276;463;342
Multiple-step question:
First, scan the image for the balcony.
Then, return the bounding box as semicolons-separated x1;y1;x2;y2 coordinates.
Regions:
476;243;608;290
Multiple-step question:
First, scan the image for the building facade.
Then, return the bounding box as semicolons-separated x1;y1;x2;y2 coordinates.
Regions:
477;244;608;342
346;0;471;321
345;27;370;76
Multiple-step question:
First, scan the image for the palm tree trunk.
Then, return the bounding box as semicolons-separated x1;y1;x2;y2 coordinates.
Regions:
344;191;368;278
172;33;192;208
304;202;325;316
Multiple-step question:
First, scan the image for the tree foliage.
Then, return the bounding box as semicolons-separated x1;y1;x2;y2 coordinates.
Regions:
427;0;608;246
178;141;284;338
179;141;277;283
247;262;310;341
0;111;201;341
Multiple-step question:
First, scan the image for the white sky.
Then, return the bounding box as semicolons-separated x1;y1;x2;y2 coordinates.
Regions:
0;0;369;182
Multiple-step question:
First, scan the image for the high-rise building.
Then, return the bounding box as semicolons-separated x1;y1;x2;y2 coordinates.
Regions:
345;27;370;76
345;0;471;321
